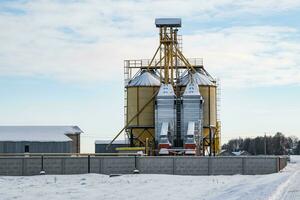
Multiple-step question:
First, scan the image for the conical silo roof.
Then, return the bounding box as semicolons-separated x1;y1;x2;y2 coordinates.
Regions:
128;70;161;86
179;70;215;86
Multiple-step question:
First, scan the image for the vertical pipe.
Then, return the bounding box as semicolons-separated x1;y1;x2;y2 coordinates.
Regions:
163;27;169;84
208;87;212;156
159;29;162;83
137;87;139;126
170;27;174;85
209;128;212;156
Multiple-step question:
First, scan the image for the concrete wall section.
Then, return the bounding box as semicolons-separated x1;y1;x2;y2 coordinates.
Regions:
210;157;243;175
0;158;23;176
138;157;174;174
174;157;209;175
64;157;88;174
23;158;42;176
244;157;277;175
101;157;135;174
0;156;288;176
44;157;64;174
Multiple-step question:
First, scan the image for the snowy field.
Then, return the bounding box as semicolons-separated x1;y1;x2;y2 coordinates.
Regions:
0;156;299;200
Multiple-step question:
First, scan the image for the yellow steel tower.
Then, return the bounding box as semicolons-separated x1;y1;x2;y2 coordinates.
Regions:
109;18;221;155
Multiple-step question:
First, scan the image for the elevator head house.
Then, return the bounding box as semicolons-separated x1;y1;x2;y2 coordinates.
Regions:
0;126;83;153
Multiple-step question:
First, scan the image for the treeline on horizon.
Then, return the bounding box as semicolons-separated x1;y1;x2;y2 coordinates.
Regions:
222;132;300;155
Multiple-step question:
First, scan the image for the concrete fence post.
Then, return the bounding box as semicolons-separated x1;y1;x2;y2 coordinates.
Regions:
87;155;91;173
40;155;45;174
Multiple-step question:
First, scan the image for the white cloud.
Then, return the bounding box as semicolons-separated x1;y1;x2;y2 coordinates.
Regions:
184;26;300;87
0;0;300;86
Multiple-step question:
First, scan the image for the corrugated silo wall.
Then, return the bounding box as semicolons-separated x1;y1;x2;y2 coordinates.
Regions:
180;85;217;138
127;86;159;144
0;141;72;153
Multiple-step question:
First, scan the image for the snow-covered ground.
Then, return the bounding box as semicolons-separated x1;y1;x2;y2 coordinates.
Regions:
0;156;299;200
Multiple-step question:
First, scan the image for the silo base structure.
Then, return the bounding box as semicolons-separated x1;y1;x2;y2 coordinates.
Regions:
108;18;221;156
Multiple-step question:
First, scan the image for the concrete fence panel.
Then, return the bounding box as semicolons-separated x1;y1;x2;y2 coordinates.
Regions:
23;158;42;176
138;157;173;174
64;157;88;174
174;157;209;175
210;157;243;175
90;157;101;174
44;157;64;174
0;158;23;176
244;157;277;175
101;157;135;174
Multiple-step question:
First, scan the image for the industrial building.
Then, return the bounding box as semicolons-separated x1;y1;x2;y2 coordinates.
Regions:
95;140;128;153
108;18;221;156
0;126;83;153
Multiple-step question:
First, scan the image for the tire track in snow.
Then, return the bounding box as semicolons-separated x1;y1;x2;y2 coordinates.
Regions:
268;158;300;200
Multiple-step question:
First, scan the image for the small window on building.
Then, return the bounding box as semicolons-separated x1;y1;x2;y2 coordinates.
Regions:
24;145;29;153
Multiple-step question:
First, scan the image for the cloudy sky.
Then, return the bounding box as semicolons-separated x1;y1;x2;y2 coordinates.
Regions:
1;0;300;152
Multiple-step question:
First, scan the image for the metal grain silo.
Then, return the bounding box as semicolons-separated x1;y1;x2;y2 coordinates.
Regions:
179;70;216;128
179;69;217;154
126;70;161;146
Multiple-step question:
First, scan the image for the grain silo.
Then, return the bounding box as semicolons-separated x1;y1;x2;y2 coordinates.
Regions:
109;18;221;156
126;70;160;147
179;68;220;154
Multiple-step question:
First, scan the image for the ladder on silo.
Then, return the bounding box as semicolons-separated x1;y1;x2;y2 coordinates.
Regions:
175;90;182;147
124;61;130;126
216;78;221;121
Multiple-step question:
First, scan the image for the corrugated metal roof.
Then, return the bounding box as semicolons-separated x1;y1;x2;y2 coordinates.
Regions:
0;126;83;142
183;82;200;96
179;71;215;86
155;18;181;27
128;71;161;86
157;84;175;96
95;140;128;145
